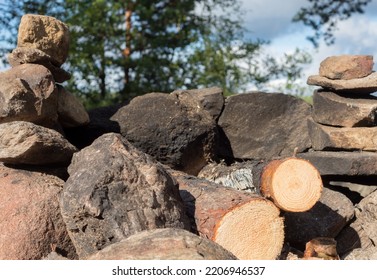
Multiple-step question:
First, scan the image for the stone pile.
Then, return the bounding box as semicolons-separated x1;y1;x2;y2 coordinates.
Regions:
299;55;377;177
0;14;89;166
0;14;89;260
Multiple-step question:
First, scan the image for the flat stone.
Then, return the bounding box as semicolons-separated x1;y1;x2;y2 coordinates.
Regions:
17;14;70;66
8;47;71;83
60;133;191;259
319;55;373;80
297;151;377;176
0;64;58;127
313;90;377;127
0;121;78;165
0;164;77;260
308;119;377;151
57;85;89;128
217;92;312;160
307;72;377;94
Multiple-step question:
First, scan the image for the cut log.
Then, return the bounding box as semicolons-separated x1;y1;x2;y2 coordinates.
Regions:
87;228;237;260
169;169;285;260
308;118;377;151
303;237;339;260
312;90;377;127
199;158;323;212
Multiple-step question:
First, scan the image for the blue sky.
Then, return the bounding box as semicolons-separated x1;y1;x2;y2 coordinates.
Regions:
240;0;377;93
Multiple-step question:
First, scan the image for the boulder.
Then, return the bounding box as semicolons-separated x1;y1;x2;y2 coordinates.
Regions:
0;64;58;127
217;92;312;160
313;90;377;127
0;164;77;260
307;72;377;94
17;14;70;66
308;119;377;151
319;55;373;80
172;87;225;121
7;47;71;83
87;228;237;260
60;133;191;259
57;85;89;128
111;92;218;175
0;121;78;165
297;151;377;176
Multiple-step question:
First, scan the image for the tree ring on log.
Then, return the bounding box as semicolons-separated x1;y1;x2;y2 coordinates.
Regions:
261;158;323;212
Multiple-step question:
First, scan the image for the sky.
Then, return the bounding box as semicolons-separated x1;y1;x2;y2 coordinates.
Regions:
239;0;377;95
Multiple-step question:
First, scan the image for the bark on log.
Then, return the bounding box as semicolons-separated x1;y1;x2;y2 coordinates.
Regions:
87;228;237;260
199;158;323;212
169;169;285;260
303;237;339;260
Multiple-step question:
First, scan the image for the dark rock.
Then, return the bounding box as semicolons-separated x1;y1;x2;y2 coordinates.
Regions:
112;92;218;175
0;64;58;127
0;164;77;260
313;90;377;127
60;133;191;259
0;121;78;165
87;228;237;260
217;92;312;160
172;87;225;121
297;151;377;176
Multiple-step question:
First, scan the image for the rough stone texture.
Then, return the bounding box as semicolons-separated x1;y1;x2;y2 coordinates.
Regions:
87;228;237;260
111;92;218;175
172;87;225;121
17;14;70;66
284;187;354;250
60;133;191;259
57;85;89;128
0;64;58;127
307;72;377;94
297;151;377;176
0;121;78;165
0;164;77;260
217;92;312;160
7;47;71;83
337;190;377;258
319;55;373;80
313;90;377;127
308;119;377;151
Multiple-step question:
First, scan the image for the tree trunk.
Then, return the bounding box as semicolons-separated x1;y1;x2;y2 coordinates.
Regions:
123;3;133;87
169;169;285;260
199;157;323;212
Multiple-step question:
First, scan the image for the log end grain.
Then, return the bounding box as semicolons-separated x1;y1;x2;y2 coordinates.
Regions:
261;158;323;212
213;199;284;260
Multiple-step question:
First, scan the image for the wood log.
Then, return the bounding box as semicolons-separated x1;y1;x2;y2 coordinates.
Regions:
169;169;285;260
199;157;323;212
303;237;339;260
87;228;237;260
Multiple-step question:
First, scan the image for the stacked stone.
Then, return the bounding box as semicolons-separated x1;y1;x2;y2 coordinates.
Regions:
0;14;89;166
298;55;377;177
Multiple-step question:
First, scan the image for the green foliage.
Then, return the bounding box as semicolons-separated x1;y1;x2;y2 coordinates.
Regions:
293;0;371;47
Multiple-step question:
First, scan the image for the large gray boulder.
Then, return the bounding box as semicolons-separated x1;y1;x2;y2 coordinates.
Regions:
217;92;312;160
112;91;218;175
60;133;191;259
